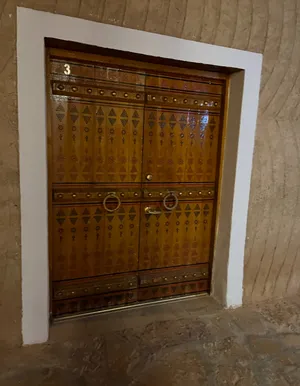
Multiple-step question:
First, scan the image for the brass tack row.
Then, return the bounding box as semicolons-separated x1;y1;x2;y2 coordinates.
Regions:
147;94;219;107
55;84;219;106
55;83;143;99
55;280;135;298
141;271;208;285
55;190;213;200
55;192;140;199
145;190;213;197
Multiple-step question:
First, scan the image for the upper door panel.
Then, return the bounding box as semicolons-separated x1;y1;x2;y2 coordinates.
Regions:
142;75;223;184
49;58;145;184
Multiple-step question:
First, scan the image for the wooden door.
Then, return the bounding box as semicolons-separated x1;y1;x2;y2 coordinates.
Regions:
138;76;222;301
47;48;226;317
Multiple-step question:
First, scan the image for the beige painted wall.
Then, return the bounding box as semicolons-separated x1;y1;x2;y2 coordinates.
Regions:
0;0;299;347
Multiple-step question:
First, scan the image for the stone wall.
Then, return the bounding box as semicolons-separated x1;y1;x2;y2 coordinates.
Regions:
1;0;299;347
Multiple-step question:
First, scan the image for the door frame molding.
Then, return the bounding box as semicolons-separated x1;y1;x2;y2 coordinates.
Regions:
17;7;262;345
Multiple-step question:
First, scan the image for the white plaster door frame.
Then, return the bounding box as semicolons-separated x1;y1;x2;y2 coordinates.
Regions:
17;7;262;345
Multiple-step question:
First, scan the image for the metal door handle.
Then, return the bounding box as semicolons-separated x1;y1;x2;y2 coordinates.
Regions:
163;192;178;211
145;206;161;215
103;192;121;212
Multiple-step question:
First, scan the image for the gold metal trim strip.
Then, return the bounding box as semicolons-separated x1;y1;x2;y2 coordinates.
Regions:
52;292;209;323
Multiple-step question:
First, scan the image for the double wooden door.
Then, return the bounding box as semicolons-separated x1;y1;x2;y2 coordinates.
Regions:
48;48;226;317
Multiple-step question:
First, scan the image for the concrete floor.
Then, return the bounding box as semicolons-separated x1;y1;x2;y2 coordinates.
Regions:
2;295;300;385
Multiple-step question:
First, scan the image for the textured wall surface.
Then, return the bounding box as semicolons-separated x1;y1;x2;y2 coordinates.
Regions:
1;0;300;347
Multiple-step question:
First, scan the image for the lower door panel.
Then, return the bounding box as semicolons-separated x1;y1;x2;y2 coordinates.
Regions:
53;202;140;281
52;272;138;316
52;201;140;317
138;263;210;301
139;264;209;286
138;280;209;301
52;199;214;317
139;200;214;270
53;290;138;316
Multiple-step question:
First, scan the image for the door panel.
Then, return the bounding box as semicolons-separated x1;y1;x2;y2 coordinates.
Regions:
53;271;138;315
53;289;137;317
139;200;214;270
50;57;146;87
145;74;223;94
138;281;209;301
142;107;221;183
53;272;138;300
142;74;222;184
139;264;209;287
53;202;140;281
51;100;144;184
49;53;147;316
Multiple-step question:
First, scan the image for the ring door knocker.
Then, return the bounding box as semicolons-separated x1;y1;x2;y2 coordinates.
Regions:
163;191;179;211
103;192;121;212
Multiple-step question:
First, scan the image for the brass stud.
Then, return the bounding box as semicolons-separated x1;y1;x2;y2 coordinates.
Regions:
204;101;208;105
194;100;198;104
72;86;78;92
184;99;188;104
164;277;168;281
71;291;75;295
174;276;177;279
189;192;193;196
152;96;156;100
198;191;202;195
72;193;76;198
146;174;153;181
58;194;63;199
148;193;152;197
163;97;168;102
86;193;91;198
203;272;207;276
159;192;163;196
136;94;141;99
173;98;177;102
98;193;102;197
129;282;133;286
112;91;117;96
184;275;188;278
120;192;125;197
87;88;92;93
124;93;128;97
193;273;197;277
179;192;183;196
214;102;218;106
134;192;138;197
100;90;104;95
107;285;111;289
57;84;64;90
208;191;212;195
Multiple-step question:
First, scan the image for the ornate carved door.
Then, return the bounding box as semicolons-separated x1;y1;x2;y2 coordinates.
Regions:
48;48;226;317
